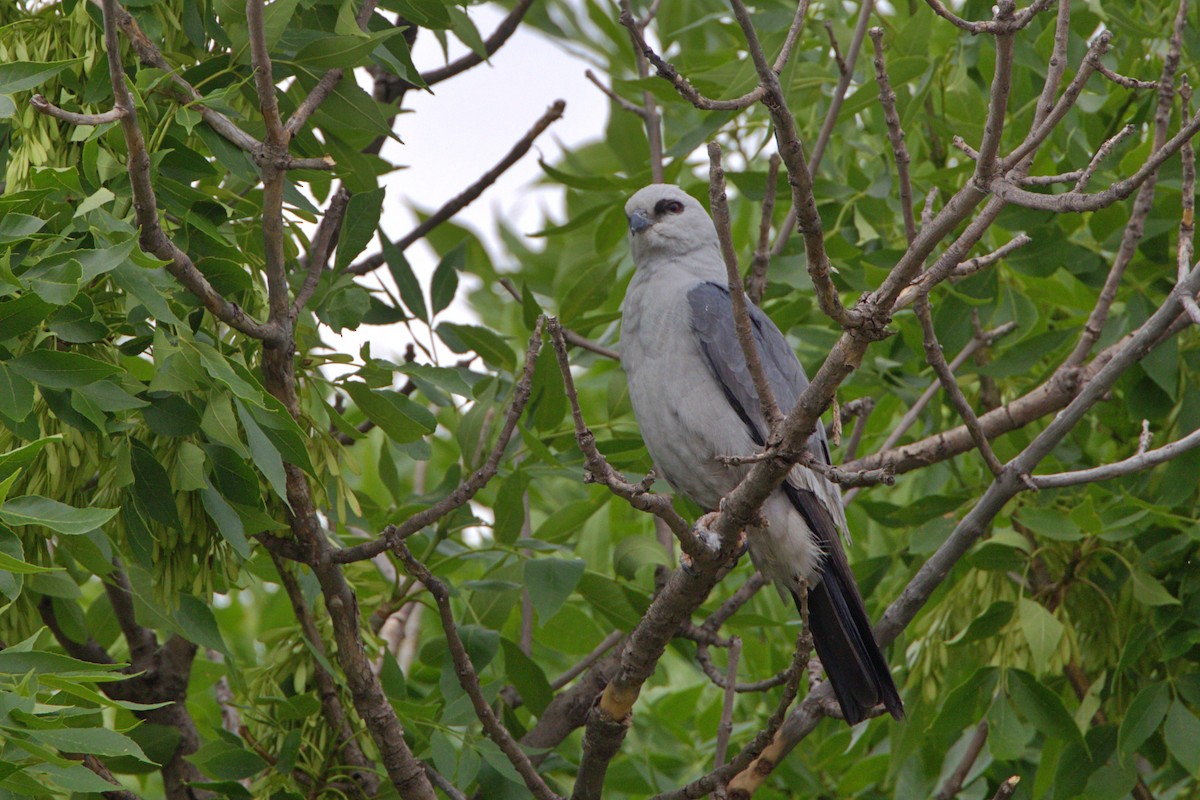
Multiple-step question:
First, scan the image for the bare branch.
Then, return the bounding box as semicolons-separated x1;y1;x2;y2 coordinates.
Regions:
662;626;810;800
586;68;648;117
935;721;989;800
869;27;915;244
616;0;665;181
1177;79;1200;325
246;0;286;147
992;777;1021;800
395;545;560;800
948;234;1032;280
349;101;566;275
617;0;811;113
285;0;380;138
333;321;546;563
1096;62;1157;90
746;154;780;305
421;0;536;87
293;187;351;316
547;319;696;549
973;2;1017;183
499;279;620;360
728;0;856;328
81;754;139;800
842;321;1015;502
30;94;126;125
1073;124;1137;192
770;0;873;258
922;0;1055;36
1065;0;1189;367
823;20;847;76
915;293;1005;476
709;142;784;434
713;637;742;769
552;631;625;691
1030;425;1200;489
99;0;279;342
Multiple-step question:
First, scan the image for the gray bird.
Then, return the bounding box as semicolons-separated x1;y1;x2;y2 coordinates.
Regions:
620;184;903;725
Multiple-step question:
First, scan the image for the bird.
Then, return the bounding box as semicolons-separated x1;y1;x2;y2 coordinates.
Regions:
619;183;904;725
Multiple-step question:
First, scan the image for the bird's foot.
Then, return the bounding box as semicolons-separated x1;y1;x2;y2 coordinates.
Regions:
681;513;747;575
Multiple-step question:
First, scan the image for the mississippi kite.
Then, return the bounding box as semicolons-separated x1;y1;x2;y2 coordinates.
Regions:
620;184;903;725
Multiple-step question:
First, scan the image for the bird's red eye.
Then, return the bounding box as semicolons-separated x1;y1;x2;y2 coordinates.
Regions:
664;200;684;214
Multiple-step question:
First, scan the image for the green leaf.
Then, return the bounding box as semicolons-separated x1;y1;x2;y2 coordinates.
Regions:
500;638;553;716
0;94;15;119
0;58;84;94
447;6;488;58
130;439;183;531
235;399;289;506
947;600;1013;646
492;471;527;545
293;28;403;71
0;437;58;483
1018;507;1083;542
7;350;120;389
436;323;515;371
431;241;465;317
1130;569;1179;606
381;234;428;323
25;727;153;763
524;558;585;623
613;535;670;580
0;496;117;535
175;594;231;659
1164;700;1200;776
1118;683;1170;762
0;212;46;243
335;187;386;271
1018;597;1064;668
0;649;123;675
1008;669;1086;753
343;381;437;443
200;480;251;559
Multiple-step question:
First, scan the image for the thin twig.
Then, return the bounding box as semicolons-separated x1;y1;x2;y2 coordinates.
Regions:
923;0;1055;35
552;631;625;690
498;278;619;360
915;294;1004;476
1177;78;1200;324
1064;0;1188;367
746;154;780;305
935;721;989;800
824;21;847;76
293;187;351;316
1096;62;1157;90
869;27;915;244
618;0;812;113
586;69;647;117
1030;425;1200;489
728;0;856;327
30;94;126;125
619;0;664;181
1074;124;1136;192
395;545;560;800
332;321;546;563
99;0;279;342
547;319;697;551
713;637;742;769
421;0;536;87
349;101;566;276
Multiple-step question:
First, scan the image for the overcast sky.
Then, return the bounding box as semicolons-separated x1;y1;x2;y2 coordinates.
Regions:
330;5;610;368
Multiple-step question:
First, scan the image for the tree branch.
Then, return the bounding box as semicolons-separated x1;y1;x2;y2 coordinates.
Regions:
394;545;560;800
333;320;546;563
420;0;537;87
349;100;566;276
1030;425;1200;489
869;27;915;244
99;0;279;342
746;154;780;305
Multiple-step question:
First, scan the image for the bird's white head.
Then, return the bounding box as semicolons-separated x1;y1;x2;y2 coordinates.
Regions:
625;184;719;266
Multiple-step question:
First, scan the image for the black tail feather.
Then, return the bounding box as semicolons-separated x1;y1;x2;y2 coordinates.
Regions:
795;571;904;725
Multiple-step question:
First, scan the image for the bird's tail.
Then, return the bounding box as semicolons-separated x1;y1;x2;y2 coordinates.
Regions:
793;567;904;725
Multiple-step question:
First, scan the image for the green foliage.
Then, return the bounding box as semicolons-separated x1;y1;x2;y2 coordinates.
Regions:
0;0;1198;798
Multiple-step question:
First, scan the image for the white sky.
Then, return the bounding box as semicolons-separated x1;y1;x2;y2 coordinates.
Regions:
333;5;609;366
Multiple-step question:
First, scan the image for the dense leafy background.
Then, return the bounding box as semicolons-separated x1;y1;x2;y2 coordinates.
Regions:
1;0;1199;798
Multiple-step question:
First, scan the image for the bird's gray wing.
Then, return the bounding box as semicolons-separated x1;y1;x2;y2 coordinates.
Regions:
687;281;833;461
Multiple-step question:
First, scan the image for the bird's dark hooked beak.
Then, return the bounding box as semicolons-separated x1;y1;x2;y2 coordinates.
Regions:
628;209;653;234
